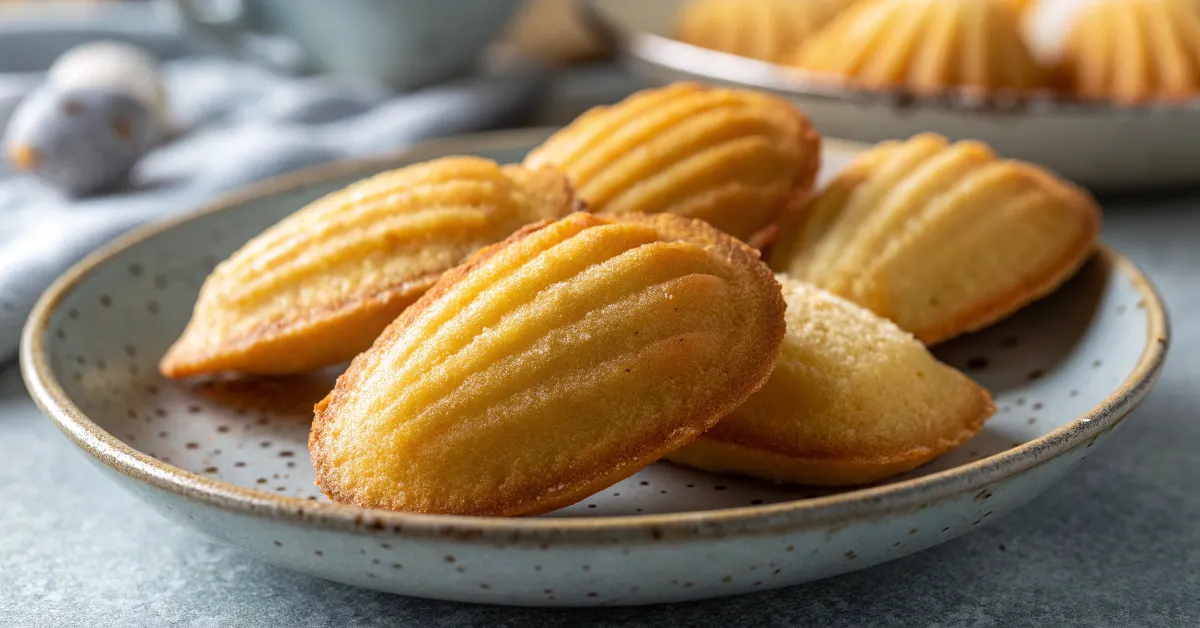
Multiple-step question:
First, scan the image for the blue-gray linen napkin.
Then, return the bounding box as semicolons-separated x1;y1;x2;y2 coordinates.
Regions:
0;55;549;362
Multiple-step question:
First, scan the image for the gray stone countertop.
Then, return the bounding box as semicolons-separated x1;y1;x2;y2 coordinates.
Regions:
2;103;1199;626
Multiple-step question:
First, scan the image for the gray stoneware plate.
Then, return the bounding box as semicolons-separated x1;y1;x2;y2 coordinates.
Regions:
582;0;1200;189
22;129;1168;607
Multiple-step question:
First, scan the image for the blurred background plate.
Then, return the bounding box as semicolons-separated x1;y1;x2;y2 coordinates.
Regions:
22;129;1167;606
582;0;1200;190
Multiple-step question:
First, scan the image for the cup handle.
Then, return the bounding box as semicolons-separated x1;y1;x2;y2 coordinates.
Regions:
171;0;308;74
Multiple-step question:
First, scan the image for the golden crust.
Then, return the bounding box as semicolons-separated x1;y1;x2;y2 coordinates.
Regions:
769;133;1101;345
1006;0;1035;13
1058;0;1200;102
668;277;995;486
309;212;786;516
675;0;856;63
523;82;821;245
787;0;1049;93
159;158;580;378
665;429;975;487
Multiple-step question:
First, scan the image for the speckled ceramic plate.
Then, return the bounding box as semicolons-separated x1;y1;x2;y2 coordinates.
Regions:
22;129;1167;607
582;0;1200;189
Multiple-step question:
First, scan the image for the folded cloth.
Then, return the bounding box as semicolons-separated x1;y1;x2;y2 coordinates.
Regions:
0;56;550;363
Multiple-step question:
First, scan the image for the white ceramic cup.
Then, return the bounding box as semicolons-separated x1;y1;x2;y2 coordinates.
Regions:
172;0;523;90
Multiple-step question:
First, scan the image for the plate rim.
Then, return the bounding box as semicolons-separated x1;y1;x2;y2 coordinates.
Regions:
20;127;1170;543
580;0;1200;115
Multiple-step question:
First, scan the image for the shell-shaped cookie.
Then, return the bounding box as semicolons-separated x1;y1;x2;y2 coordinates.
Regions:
769;133;1100;345
668;277;994;486
310;212;786;516
1056;0;1200;102
675;0;857;63
788;0;1049;92
523;83;821;246
160;157;579;378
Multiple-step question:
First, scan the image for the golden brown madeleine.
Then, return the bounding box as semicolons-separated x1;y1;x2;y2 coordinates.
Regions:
770;133;1100;345
675;0;856;63
787;0;1049;93
523;83;821;246
309;212;785;516
160;157;579;378
1005;0;1035;13
668;277;994;486
1053;0;1200;102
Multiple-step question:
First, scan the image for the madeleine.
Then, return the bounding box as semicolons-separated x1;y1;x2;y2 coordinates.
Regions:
769;133;1100;344
160;157;578;377
310;212;785;516
668;277;994;486
524;83;821;246
675;0;855;63
1053;0;1200;102
788;0;1048;93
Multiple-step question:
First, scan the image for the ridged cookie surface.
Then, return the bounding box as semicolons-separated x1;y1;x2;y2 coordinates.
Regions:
770;133;1100;345
160;157;578;377
788;0;1048;92
668;276;994;486
675;0;856;63
310;212;786;516
1057;0;1200;102
523;83;821;245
